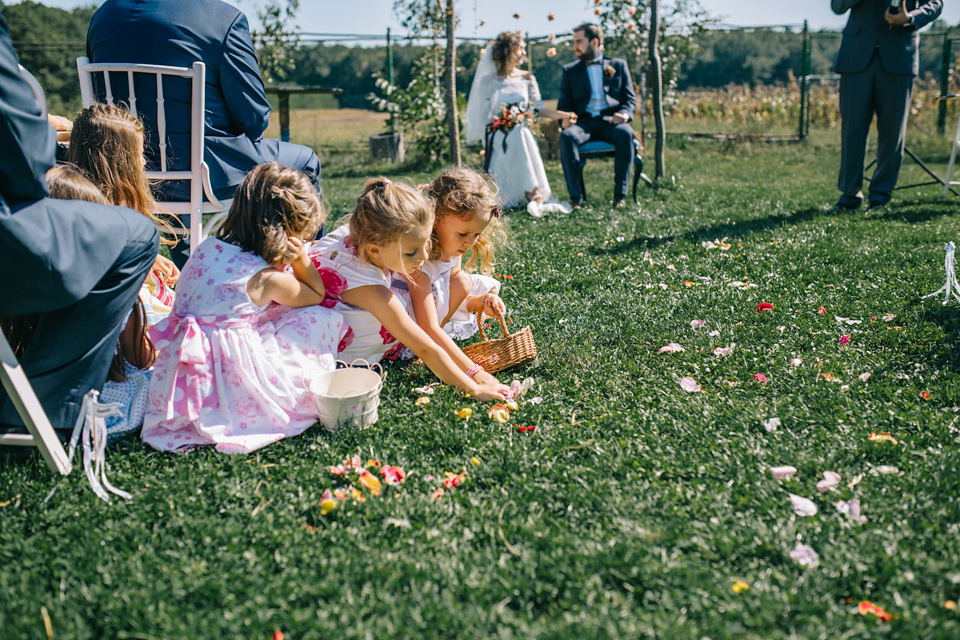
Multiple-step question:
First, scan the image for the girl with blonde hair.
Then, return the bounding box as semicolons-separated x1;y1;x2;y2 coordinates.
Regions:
308;178;509;402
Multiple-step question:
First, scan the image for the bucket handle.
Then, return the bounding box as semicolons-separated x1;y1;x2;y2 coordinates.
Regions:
335;358;386;381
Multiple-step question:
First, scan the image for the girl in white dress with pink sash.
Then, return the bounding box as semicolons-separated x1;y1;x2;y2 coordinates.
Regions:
143;163;343;454
308;178;510;402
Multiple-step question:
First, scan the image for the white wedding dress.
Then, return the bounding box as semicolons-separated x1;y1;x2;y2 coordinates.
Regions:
481;74;552;209
466;46;568;214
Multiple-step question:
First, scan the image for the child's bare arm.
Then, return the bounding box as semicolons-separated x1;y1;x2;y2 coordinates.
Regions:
341;284;509;401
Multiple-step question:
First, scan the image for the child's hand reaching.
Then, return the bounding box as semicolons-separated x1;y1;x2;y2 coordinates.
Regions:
472;379;510;402
153;254;180;286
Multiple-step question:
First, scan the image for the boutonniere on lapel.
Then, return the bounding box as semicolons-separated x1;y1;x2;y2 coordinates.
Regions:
603;63;615;78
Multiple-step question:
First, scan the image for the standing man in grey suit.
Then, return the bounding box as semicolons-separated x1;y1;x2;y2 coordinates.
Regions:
558;23;636;209
832;0;943;211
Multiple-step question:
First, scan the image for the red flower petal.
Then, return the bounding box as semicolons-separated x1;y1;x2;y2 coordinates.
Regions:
516;425;537;432
756;302;774;312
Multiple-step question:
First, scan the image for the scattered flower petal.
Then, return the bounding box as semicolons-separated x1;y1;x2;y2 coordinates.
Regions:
413;385;436;395
763;417;781;433
835;316;862;325
679;376;701;393
488;404;510;423
818;306;827;315
839;334;851;345
415;396;431;407
546;47;557;57
430;487;445;500
789;493;818;516
381;465;406;485
848;474;863;488
470;456;481;466
790;358;803;366
333;488;349;501
658;342;685;354
527;396;543;405
709;330;721;337
690;319;706;329
366;459;381;468
714;344;735;357
357;470;382;495
869;431;898;445
859;600;892;622
443;471;466;488
873;465;899;475
754;373;768;383
946;600;957;610
790;544;820;568
516;425;537;432
859;372;871;382
921;390;932;400
835;499;867;524
732;580;750;594
882;314;896;322
770;465;797;479
385;517;411;528
816;471;841;492
756;302;774;313
456;407;473;419
320;488;337;515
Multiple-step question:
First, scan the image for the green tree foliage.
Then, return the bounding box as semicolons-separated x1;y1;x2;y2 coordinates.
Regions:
5;0;97;115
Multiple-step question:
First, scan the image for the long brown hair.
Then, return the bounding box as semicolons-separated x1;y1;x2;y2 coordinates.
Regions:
492;31;524;75
45;161;155;381
424;166;504;274
69;103;176;242
217;162;325;264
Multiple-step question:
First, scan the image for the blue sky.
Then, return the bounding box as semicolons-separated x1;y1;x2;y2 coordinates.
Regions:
12;0;960;40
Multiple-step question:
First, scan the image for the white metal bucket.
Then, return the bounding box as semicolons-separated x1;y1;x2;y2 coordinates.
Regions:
309;360;385;431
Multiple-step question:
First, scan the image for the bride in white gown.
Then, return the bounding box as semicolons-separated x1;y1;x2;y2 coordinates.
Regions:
465;32;576;213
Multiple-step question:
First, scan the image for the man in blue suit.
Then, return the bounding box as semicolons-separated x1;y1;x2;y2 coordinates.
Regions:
832;0;943;211
557;23;636;209
87;0;322;264
0;9;158;440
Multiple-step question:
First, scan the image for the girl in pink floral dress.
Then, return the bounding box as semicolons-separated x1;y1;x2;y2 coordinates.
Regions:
142;163;344;454
308;178;509;402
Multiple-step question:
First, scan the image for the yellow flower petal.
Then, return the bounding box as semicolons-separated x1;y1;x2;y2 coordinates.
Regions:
732;580;750;594
456;407;473;419
415;396;431;407
470;456;482;467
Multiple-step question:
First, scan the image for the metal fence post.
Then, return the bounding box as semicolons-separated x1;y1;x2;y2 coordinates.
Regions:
939;31;951;135
799;20;809;140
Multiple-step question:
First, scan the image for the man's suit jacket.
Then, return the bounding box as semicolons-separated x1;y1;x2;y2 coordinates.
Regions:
87;0;273;196
832;0;943;75
557;56;636;122
0;11;133;316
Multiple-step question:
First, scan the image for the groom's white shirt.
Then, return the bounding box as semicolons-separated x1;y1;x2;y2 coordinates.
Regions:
586;53;606;117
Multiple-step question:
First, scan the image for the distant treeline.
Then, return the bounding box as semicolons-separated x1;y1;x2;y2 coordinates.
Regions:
5;1;955;116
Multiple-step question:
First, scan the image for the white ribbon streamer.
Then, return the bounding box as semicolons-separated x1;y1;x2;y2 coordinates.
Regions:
923;242;960;305
67;390;131;503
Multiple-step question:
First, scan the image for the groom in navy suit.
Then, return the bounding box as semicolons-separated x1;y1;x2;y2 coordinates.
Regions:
0;9;158;439
87;0;322;264
558;23;636;209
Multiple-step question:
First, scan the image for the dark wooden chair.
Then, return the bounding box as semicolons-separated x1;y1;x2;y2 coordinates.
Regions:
578;138;652;204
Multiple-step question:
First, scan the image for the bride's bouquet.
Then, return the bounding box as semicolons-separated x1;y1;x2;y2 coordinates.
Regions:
491;102;534;135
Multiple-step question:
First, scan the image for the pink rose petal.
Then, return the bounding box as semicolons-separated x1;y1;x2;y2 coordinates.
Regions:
690;319;706;329
769;465;797;479
859;372;871;382
789;544;820;568
839;334;851;345
835;499;867;524
754;373;768;383
789;493;818;516
816;471;841;492
790;358;803;366
679;377;701;393
713;344;734;357
658;342;685;354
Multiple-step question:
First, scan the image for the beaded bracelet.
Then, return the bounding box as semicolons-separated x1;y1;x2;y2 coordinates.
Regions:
466;363;484;378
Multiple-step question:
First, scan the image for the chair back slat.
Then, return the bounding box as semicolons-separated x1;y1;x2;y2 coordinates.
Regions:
156;72;167;173
127;69;137;118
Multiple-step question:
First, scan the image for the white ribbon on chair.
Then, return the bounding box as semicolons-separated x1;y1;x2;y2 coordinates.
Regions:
67;390;131;503
923;242;960;305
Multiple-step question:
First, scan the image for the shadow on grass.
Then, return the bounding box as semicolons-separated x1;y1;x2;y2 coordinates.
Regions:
593;206;825;255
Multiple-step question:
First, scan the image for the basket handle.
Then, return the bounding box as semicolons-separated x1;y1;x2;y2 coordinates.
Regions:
475;308;510;342
337;358;387;380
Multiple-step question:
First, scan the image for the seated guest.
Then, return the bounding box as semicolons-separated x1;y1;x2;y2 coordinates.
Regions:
557;23;636;209
0;9;158;441
86;0;323;265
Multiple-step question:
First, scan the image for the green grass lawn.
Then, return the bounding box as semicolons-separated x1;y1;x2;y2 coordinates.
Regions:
4;139;960;639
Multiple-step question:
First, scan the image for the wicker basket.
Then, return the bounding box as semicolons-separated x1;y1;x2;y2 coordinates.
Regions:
461;310;537;374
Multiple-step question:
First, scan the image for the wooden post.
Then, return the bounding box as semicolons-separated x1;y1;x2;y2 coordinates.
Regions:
387;27;395;132
278;90;290;143
799;21;809;140
445;0;461;165
939;31;951;136
649;0;664;181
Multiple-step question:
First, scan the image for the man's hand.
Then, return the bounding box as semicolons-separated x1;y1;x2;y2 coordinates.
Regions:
885;1;910;25
609;113;629;125
560;111;577;129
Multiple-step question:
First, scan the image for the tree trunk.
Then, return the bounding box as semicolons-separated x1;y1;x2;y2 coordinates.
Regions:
648;0;665;181
444;0;461;166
